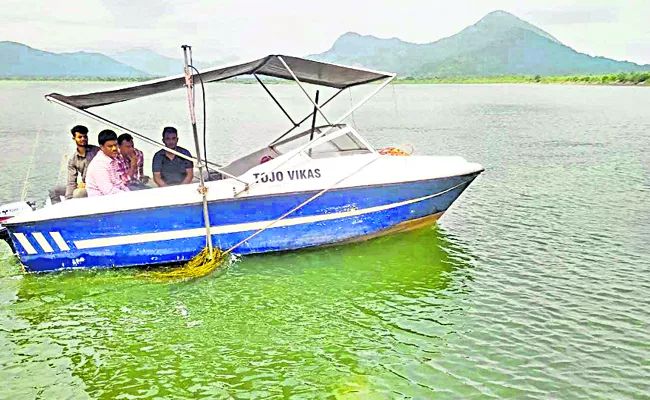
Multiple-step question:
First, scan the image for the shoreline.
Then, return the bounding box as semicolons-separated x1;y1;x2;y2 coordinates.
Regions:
1;75;648;86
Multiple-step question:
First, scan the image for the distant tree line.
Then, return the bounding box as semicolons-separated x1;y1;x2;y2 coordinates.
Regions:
0;76;285;84
2;72;649;85
0;76;152;82
396;72;650;85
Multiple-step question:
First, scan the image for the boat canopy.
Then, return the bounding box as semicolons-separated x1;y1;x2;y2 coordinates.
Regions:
46;55;394;110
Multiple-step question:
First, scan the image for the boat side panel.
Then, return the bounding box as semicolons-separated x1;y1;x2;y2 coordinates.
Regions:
9;174;478;272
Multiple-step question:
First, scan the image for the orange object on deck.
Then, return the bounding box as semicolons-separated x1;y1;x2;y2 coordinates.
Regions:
378;145;413;156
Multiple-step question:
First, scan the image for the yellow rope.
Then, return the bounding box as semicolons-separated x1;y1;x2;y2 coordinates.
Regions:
147;247;226;281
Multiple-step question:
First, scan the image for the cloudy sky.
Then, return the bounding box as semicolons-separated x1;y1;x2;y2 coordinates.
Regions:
2;0;649;64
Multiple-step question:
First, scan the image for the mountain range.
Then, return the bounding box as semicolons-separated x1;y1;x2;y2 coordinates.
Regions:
0;41;146;78
313;11;650;77
0;42;235;78
309;11;650;77
2;10;649;78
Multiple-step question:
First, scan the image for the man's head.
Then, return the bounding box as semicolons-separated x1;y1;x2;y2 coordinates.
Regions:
71;125;89;147
118;133;135;156
98;130;119;158
162;126;178;150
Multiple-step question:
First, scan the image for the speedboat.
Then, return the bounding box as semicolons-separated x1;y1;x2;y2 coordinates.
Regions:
2;53;483;273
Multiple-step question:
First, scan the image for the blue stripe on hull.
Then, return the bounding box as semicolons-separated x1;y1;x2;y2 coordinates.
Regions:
8;173;479;272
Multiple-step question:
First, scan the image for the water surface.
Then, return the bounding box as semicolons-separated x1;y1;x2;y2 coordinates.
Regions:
1;82;649;398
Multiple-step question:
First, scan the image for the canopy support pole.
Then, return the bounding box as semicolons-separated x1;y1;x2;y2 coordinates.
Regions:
269;88;344;145
183;45;213;258
277;56;332;125
235;74;394;197
254;74;297;127
308;90;319;157
320;75;395;140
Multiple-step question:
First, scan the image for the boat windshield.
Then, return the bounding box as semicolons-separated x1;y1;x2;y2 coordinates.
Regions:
271;125;371;157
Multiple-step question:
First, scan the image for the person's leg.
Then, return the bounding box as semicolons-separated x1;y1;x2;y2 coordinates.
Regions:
72;188;87;199
48;185;66;204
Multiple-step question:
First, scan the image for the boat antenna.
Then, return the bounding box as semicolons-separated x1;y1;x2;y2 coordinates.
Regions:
182;45;215;260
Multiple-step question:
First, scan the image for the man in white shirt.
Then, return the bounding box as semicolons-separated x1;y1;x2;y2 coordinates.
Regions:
86;130;130;197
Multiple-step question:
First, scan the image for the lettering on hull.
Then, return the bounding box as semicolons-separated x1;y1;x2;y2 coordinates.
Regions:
254;169;321;183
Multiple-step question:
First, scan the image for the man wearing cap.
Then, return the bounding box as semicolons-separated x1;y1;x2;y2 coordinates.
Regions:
152;127;194;187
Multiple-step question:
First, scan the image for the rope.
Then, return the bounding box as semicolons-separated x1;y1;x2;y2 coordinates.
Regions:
225;155;379;256
148;247;226;281
21;128;41;201
151;155;380;281
391;82;400;121
189;65;209;181
349;89;358;130
56;154;68;185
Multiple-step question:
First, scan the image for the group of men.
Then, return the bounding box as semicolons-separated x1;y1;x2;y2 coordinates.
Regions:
49;125;195;203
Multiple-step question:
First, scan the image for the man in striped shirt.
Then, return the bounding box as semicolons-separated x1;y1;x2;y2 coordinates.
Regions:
116;133;149;190
86;130;130;197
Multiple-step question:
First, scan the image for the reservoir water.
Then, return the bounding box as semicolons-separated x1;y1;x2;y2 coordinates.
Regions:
1;82;649;398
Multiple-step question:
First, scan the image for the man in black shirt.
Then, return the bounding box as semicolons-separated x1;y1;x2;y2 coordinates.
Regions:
152;127;194;187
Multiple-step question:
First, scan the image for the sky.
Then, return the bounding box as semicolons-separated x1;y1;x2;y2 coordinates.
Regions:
2;0;649;64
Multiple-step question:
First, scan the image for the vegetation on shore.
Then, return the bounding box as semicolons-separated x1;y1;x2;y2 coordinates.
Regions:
396;72;650;85
2;72;649;86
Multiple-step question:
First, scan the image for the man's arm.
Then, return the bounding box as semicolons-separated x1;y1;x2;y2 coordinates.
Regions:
92;169;119;196
151;152;165;186
137;151;144;181
153;172;167;187
64;159;77;199
182;168;193;185
181;148;194;185
138;152;149;183
126;155;138;180
107;172;130;195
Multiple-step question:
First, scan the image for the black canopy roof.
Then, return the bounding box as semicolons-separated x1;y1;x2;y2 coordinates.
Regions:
46;55;394;110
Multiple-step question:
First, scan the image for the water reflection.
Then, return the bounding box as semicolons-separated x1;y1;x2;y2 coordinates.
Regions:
1;226;475;398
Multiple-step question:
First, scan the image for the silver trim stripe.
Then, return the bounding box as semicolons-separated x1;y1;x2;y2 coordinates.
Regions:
32;232;54;253
74;181;470;250
13;233;37;255
50;232;70;251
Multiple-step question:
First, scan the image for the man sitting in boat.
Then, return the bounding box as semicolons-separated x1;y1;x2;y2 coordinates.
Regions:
152;126;194;187
85;130;130;197
48;125;100;204
116;133;150;190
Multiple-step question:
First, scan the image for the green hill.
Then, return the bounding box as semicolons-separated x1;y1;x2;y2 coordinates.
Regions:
309;10;650;77
0;41;148;78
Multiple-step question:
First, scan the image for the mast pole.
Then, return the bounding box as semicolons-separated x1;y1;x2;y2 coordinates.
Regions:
182;45;213;258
